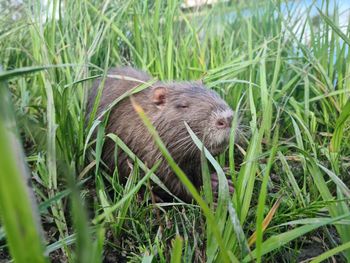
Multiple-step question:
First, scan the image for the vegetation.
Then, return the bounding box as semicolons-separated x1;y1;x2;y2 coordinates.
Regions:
0;0;350;262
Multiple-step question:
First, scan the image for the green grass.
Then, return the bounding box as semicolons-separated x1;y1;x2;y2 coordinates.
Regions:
1;0;350;262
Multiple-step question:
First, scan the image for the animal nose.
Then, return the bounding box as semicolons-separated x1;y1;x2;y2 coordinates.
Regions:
215;115;233;129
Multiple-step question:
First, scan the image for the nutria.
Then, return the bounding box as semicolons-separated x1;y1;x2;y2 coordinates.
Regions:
87;66;235;202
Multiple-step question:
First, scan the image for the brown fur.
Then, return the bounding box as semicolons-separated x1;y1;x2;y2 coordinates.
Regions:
87;67;234;202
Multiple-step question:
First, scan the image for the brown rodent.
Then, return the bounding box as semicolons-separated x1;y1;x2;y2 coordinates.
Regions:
87;66;235;202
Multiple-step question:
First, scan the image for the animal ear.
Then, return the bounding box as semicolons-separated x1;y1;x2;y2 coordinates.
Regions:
152;86;167;108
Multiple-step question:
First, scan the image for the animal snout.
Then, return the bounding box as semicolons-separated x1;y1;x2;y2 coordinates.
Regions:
215;114;233;129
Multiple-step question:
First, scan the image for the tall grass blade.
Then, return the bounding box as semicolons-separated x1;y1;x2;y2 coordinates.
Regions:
0;82;47;263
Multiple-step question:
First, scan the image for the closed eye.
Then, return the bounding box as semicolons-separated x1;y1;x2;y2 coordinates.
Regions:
176;103;189;109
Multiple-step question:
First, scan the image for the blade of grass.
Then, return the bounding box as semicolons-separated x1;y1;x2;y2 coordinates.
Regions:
317;8;350;46
248;196;283;247
243;212;350;262
254;128;279;263
170;236;183;263
0;82;47;263
310;241;350;263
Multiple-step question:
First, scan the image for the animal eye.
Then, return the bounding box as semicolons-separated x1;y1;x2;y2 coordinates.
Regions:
176;103;189;109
